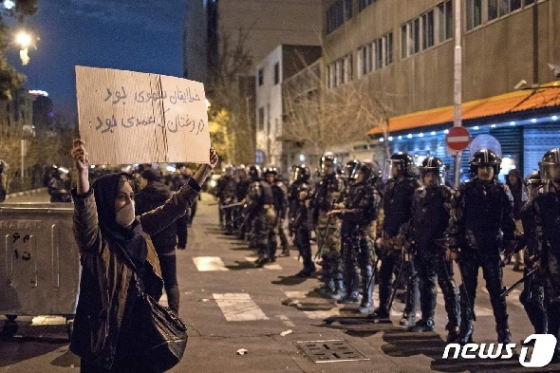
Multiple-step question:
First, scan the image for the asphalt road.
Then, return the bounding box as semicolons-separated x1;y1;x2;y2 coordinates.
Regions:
0;190;558;372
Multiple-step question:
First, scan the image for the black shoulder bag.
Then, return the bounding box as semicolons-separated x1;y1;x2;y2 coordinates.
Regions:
119;244;188;372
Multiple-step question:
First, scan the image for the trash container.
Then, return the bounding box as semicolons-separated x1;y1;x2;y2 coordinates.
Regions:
0;202;79;338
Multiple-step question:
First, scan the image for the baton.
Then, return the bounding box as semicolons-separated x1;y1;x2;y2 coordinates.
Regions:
219;201;245;209
455;259;475;322
387;253;406;311
500;267;539;298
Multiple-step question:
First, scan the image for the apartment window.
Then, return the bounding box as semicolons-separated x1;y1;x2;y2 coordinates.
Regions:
488;0;498;20
438;0;453;42
401;25;407;58
273;62;279;85
345;54;353;82
422;11;434;49
338;59;345;85
358;46;368;76
344;0;352;20
375;40;383;70
385;33;393;65
266;103;270;134
258;68;264;86
467;0;482;30
258;107;264;131
511;0;521;11
359;0;375;11
326;0;345;34
367;44;373;72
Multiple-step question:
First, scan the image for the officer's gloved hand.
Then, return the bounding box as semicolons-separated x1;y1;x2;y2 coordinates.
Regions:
446;248;459;262
502;240;518;265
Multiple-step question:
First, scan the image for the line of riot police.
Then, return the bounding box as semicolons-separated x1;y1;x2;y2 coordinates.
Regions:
211;146;560;361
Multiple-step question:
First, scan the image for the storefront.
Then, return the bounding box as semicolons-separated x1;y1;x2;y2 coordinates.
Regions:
368;83;560;185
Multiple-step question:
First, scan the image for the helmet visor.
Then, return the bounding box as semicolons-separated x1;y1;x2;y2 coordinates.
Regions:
320;159;335;175
420;167;446;186
540;162;560;184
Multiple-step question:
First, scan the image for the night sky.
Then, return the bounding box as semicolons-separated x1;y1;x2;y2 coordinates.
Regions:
9;0;186;121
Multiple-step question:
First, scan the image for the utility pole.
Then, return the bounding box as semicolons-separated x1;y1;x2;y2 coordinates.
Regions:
453;0;463;187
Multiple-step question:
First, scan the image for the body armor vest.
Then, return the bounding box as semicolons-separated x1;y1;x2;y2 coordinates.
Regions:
411;186;452;251
383;177;419;237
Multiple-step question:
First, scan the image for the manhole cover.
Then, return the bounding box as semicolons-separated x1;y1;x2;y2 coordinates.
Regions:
296;340;369;363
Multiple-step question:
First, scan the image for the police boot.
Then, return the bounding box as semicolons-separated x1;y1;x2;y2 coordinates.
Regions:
371;306;390;320
411;318;435;332
359;266;375;314
458;319;474;344
296;259;316;278
445;323;461;343
338;274;360;304
281;246;290;257
331;280;347;301
399;311;416;327
497;327;512;344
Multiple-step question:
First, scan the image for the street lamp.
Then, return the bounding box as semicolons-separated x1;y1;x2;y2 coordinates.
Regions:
14;29;36;66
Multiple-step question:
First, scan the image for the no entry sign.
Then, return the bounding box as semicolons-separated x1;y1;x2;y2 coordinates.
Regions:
445;126;471;151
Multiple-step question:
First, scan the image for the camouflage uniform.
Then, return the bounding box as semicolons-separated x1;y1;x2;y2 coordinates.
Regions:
312;172;345;295
246;179;277;266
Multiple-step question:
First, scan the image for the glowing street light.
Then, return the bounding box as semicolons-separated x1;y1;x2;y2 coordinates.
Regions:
14;30;36;66
3;0;15;10
15;31;32;49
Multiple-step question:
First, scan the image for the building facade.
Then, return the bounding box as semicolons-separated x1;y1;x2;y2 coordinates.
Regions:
183;0;323;164
322;0;560;183
255;45;322;172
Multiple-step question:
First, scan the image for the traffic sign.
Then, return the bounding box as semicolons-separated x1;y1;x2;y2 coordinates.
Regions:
445;126;471;151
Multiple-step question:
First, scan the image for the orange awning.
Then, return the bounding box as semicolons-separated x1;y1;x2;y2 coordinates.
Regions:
368;82;560;135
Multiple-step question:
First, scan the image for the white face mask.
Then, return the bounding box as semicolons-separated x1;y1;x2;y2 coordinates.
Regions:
116;201;136;227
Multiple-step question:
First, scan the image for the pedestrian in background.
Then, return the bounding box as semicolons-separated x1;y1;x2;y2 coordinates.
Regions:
135;169;183;314
70;139;217;373
47;166;72;202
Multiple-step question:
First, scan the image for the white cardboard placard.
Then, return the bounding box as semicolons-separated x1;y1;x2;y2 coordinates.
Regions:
76;66;210;165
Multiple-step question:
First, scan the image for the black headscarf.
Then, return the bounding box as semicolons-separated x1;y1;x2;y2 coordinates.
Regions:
92;173;147;268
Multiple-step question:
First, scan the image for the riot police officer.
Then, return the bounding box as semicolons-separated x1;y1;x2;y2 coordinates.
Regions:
291;182;316;277
408;157;460;341
288;165;311;241
518;170;547;335
530;148;560;358
264;167;290;257
234;165;251;237
216;165;238;234
245;165;277;266
311;152;346;297
448;149;517;344
375;152;421;326
328;160;380;311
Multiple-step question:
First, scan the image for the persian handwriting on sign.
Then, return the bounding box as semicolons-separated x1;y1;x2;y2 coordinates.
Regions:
104;86;128;105
103;86;201;105
95;112;205;135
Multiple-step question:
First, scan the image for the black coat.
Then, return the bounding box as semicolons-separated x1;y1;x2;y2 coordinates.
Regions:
135;181;180;251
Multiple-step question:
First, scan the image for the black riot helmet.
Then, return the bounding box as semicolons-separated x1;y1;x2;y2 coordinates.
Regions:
237;164;247;179
292;164;311;182
248;165;261;182
362;159;381;184
469;149;501;176
539;148;560;185
263;166;278;182
345;160;361;181
297;182;311;200
389;152;419;178
320;151;339;175
522;170;542;201
419;156;446;186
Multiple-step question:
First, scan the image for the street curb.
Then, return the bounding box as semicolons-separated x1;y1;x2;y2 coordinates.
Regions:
5;187;48;200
